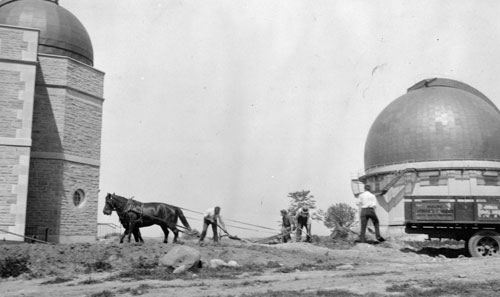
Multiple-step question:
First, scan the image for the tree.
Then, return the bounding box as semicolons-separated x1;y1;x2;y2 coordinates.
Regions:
320;203;357;238
287;190;322;221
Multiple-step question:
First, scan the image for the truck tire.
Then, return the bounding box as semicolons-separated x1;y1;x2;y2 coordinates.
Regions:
468;231;500;257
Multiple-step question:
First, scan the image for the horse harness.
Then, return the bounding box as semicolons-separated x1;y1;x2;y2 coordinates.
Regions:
124;197;145;225
109;195;144;225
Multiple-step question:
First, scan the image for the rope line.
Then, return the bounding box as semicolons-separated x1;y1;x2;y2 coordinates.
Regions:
186;216;277;234
178;207;203;215
180;206;279;232
0;229;52;244
224;218;278;231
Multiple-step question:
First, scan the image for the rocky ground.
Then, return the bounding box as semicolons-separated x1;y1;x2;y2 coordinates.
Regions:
1;235;500;297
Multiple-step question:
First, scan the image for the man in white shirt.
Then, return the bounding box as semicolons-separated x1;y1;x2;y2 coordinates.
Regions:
356;184;385;243
198;206;226;244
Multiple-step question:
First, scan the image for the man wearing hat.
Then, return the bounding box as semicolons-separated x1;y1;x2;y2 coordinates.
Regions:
295;206;312;242
280;209;295;243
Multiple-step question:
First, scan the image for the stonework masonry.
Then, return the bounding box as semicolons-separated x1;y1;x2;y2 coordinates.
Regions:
0;24;105;243
36;55;104;97
26;54;104;243
0;25;38;241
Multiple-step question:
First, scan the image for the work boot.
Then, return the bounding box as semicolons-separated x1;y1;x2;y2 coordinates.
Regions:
377;236;386;242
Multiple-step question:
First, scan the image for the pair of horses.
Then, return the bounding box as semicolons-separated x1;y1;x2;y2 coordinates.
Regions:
103;193;193;243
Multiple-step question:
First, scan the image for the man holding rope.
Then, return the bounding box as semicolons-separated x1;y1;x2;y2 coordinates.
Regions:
280;209;295;243
198;206;226;244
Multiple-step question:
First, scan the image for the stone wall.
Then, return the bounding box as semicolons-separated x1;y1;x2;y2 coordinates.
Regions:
25;159;64;238
0;25;38;241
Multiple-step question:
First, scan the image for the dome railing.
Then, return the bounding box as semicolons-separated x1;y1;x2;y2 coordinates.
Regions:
365;157;500;171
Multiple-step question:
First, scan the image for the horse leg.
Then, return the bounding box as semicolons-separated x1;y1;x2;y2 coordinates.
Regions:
127;220;135;243
160;224;170;243
137;229;144;243
173;229;179;243
168;223;180;243
132;228;138;242
133;228;143;243
120;225;133;243
120;231;127;243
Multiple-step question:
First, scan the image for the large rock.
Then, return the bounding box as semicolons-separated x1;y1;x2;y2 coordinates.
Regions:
159;245;201;270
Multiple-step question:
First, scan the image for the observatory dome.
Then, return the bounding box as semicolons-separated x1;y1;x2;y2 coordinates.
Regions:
0;0;93;65
364;78;500;169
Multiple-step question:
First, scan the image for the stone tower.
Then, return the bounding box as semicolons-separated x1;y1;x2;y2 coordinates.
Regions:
0;0;104;243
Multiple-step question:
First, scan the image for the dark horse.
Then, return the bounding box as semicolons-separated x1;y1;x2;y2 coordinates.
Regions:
103;193;192;243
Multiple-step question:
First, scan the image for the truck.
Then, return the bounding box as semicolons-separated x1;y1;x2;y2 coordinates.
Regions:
404;196;500;257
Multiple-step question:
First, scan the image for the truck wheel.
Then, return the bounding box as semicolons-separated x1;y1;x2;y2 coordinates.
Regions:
468;231;500;257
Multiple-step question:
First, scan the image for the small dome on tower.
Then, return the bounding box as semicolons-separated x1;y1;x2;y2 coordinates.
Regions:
0;0;94;65
365;78;500;169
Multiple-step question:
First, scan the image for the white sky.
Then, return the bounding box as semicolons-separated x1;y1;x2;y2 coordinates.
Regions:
61;0;500;238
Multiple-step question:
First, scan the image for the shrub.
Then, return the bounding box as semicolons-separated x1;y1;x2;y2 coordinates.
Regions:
0;256;30;278
320;203;357;239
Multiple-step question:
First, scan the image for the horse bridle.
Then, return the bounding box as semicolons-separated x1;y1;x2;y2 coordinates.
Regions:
106;193;138;212
106;193;144;224
105;194;120;211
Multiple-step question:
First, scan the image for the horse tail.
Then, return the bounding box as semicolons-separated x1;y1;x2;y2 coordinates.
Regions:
176;207;191;231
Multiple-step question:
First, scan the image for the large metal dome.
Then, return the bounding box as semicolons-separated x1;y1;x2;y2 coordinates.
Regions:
0;0;93;65
364;78;500;169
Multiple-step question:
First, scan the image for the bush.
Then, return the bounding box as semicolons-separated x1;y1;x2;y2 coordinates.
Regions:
0;256;31;278
320;203;357;239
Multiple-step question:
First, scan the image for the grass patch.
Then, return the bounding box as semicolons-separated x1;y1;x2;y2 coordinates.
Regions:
343;271;392;278
386;282;412;292
385;279;500;297
130;256;158;269
90;290;114;297
227;279;276;287
107;263;266;281
79;276;104;285
85;260;112;273
117;284;153;295
0;256;30;278
41;276;73;284
232;289;364;296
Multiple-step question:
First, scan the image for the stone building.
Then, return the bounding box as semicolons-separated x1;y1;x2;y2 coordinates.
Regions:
354;78;500;235
0;0;104;243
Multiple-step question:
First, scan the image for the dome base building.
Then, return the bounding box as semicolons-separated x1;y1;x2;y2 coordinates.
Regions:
354;78;500;237
0;0;104;243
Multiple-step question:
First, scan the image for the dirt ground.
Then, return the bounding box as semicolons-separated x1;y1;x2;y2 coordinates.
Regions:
1;235;500;297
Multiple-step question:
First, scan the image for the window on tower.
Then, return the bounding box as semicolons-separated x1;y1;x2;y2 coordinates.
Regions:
73;189;85;207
